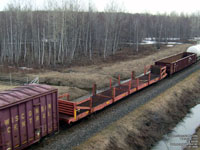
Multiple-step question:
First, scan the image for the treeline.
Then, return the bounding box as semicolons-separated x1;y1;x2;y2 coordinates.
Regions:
0;2;200;67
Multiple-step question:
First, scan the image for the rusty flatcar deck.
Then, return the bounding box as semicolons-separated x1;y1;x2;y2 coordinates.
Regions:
58;65;167;124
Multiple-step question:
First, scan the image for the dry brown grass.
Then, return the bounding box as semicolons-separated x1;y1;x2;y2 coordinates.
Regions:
30;72;115;90
27;44;191;95
0;84;16;91
52;86;89;100
73;70;200;150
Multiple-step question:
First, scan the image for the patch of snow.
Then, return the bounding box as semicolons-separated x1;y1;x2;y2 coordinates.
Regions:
19;67;33;70
166;45;174;47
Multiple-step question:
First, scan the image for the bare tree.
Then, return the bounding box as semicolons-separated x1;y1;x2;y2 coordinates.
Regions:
0;0;196;67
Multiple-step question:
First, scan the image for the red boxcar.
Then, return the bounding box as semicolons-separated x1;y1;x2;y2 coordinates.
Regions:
155;52;197;75
0;84;59;150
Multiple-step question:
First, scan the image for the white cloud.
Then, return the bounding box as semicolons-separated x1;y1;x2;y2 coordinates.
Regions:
121;0;200;14
0;0;200;14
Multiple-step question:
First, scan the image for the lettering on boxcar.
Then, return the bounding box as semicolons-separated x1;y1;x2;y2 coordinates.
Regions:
22;121;26;127
41;106;44;112
14;124;18;131
48;104;51;109
15;115;19;122
36;116;39;121
29;111;32;117
35;108;39;114
43;113;46;119
4;119;10;126
7;126;11;133
21;113;25;120
29;118;32;124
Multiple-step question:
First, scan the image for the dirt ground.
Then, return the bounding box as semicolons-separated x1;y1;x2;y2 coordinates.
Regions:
0;44;192;100
73;70;200;150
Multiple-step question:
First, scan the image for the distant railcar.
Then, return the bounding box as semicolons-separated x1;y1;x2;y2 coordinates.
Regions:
155;52;197;75
186;45;200;60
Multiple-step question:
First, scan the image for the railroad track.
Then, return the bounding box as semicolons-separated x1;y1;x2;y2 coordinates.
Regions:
28;61;200;150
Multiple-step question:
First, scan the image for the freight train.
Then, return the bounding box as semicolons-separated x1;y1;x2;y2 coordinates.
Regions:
0;47;199;150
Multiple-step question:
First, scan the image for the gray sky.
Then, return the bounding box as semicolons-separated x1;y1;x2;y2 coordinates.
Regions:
0;0;200;14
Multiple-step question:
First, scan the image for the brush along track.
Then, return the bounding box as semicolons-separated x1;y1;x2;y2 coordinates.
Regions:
28;61;200;150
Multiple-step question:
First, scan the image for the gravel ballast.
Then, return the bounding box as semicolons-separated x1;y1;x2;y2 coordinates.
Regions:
28;62;200;150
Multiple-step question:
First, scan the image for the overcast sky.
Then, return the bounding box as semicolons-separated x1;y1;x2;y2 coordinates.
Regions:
0;0;200;14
